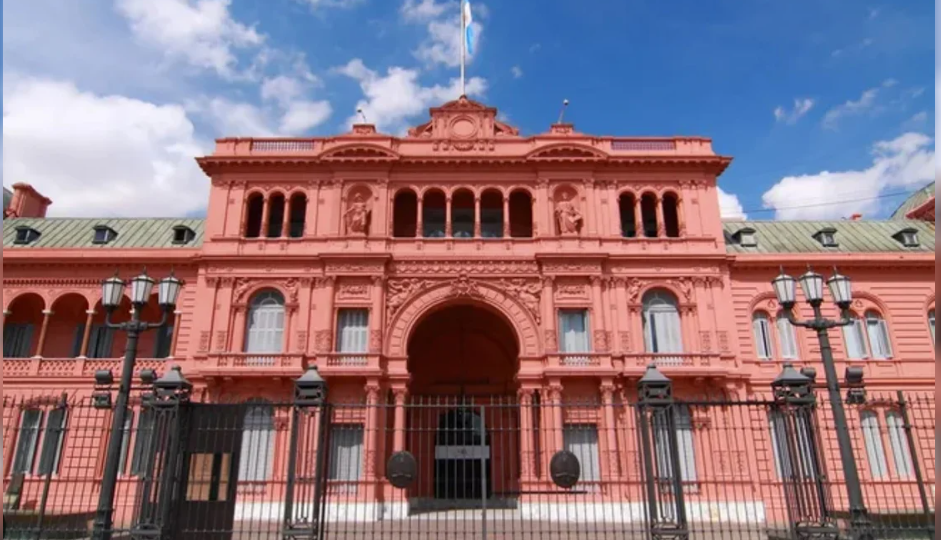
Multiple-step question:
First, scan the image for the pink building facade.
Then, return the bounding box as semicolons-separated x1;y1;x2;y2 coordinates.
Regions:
2;98;935;530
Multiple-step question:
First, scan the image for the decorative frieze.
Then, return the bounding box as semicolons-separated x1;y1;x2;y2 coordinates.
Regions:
389;260;538;276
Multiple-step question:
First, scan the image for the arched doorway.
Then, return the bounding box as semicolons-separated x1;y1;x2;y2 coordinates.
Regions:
405;303;521;507
407;303;519;396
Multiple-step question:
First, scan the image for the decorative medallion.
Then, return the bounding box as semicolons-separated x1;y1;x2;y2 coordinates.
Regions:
386;451;418;489
550;450;581;489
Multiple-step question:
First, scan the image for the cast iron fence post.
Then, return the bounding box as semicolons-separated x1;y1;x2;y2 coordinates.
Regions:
771;363;837;540
895;391;933;539
637;364;688;540
283;366;328;540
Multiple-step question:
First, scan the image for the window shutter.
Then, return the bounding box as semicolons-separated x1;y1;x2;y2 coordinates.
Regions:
860;411;888;479
245;293;285;357
885;412;913;478
37;407;68;475
239;405;274;482
842;318;867;359
776;315;799;359
130;408;156;476
768;412;790;479
563;424;601;483
71;324;86;357
328;424;364;484
13;409;44;474
652;406;696;483
868;318;892;359
652;309;683;354
752;315;772;359
337;310;369;353
153;326;173;358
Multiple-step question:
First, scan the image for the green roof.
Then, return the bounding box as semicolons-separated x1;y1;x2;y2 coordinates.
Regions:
891;182;935;219
724;220;935;254
3;218;204;249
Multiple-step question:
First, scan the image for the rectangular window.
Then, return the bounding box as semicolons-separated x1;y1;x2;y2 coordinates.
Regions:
884;412;914;479
860;411;889;479
776;315;799;359
153;325;174;358
88;325;115;359
336;309;369;354
558;309;590;365
842;318;868;360
652;405;697;484
3;324;34;358
130;408;156;476
769;410;818;479
238;413;275;482
37;406;67;476
12;409;43;474
328;424;364;484
866;317;892;359
752;316;772;359
563;424;601;484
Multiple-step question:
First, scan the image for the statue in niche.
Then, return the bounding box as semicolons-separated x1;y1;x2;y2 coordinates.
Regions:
554;191;583;236
344;193;370;235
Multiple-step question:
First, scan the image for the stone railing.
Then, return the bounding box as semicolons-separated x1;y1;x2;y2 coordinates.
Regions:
319;353;381;370
2;357;169;378
623;353;727;369
545;353;613;369
198;353;307;376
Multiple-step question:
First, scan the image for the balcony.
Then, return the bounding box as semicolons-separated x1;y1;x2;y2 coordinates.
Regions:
2;357;169;379
622;353;734;376
316;353;382;376
544;353;617;376
197;353;307;378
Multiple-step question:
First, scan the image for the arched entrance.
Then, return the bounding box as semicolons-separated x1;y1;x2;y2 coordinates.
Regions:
405;303;521;506
407;303;519;396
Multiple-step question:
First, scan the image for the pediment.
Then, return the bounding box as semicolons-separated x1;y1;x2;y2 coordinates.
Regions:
526;144;607;161
321;144;400;161
407;96;520;140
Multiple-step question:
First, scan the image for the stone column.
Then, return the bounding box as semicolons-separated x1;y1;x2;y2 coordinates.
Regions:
392;387;408;451
474;195;481;237
655;195;665;237
502;194;510;237
305;181;320;237
78;310;95;358
321;277;336;354
283;306;295;352
590;276;606;351
676;195;686;236
370;276;384;353
600;382;620;479
362;382;381;498
231;306;248;353
416;196;424;237
445;195;452;237
374;180;389;237
518;388;536;482
542;277;556;353
260;195;271;237
537;179;551;237
633;196;642;238
614;279;629;355
583;180;597;236
34;309;53;358
281;198;291;238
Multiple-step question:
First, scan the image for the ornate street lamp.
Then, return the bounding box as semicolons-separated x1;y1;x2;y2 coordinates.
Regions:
773;267;872;540
92;269;182;540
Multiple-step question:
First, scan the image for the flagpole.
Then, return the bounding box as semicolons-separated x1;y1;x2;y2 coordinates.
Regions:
460;0;466;96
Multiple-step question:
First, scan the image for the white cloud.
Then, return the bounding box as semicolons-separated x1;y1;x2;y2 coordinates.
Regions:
400;0;448;21
773;98;814;124
3;78;209;217
335;59;487;134
822;87;880;129
511;66;524;79
901;111;928;130
761;132;935;220
116;0;264;79
189;97;276;136
280;100;333;133
717;187;747;220
297;0;363;8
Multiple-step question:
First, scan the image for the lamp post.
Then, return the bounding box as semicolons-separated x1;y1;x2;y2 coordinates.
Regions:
772;267;871;540
92;269;182;540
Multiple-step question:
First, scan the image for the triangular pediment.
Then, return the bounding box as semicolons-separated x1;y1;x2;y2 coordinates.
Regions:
407;96;520;140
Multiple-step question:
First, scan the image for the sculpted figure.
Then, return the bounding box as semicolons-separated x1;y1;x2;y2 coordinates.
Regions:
555;192;583;235
344;193;370;235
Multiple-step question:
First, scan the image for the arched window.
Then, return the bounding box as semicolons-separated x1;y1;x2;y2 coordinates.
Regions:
776;312;799;359
884;411;914;478
752;312;773;359
480;189;503;238
640;193;658;238
422;190;446;238
619;193;637;238
244;290;285;356
392;190;418;238
509;190;533;238
267;193;286;238
653;405;697;483
239;402;274;482
864;311;892;359
643;291;683;356
245;193;264;238
451;189;475;238
288;193;307;238
662;193;680;238
927;309;935;347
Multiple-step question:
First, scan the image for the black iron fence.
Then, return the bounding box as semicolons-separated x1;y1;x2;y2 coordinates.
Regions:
1;369;934;540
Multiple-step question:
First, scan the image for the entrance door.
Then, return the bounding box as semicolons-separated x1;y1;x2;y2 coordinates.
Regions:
434;408;492;501
174;404;244;540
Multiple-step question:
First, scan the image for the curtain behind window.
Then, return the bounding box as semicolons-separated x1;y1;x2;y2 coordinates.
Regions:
563;424;601;484
238;404;275;482
336;309;369;358
860;411;888;479
13;409;43;474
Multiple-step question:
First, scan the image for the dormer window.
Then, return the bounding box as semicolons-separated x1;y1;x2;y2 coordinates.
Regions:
14;226;40;245
93;225;118;244
172;225;196;245
893;228;919;247
734;227;758;247
813;228;838;247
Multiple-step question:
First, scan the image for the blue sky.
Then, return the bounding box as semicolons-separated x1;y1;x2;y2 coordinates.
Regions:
2;0;935;219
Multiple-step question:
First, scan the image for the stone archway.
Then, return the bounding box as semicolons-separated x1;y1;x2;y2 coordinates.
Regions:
408;303;519;396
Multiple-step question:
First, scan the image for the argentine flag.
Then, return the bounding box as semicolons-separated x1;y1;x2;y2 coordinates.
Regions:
463;0;474;56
